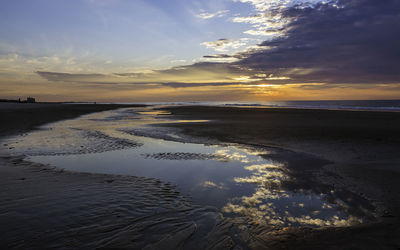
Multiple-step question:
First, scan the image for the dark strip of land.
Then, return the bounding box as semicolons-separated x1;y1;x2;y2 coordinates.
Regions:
0;103;145;137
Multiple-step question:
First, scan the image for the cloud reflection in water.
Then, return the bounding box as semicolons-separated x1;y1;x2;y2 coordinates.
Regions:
223;162;365;227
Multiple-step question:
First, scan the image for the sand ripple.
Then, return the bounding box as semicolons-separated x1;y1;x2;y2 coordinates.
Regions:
3;129;142;157
142;152;231;161
0;157;236;249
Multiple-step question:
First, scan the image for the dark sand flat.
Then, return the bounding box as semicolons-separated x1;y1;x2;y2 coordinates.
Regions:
0;156;234;249
0;103;145;136
1;103;400;249
158;105;400;249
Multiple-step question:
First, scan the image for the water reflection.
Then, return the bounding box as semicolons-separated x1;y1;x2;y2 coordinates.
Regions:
0;106;375;227
222;155;372;226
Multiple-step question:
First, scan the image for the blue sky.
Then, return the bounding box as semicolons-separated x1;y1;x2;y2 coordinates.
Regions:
1;0;399;102
0;0;257;72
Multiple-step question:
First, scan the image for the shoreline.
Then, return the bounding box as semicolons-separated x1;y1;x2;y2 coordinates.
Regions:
0;102;146;137
1;103;399;249
214;105;400;113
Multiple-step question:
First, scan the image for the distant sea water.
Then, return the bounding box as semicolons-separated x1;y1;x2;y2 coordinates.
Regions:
134;100;400;112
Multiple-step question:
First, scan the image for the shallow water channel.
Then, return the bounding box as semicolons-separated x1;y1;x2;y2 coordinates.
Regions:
2;106;374;227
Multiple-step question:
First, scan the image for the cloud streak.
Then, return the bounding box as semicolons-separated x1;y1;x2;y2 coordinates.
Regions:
196;10;229;19
35;61;254;88
201;38;253;52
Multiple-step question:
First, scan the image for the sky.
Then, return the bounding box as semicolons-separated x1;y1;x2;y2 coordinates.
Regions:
1;0;400;102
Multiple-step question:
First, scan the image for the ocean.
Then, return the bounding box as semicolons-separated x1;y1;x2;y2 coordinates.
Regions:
138;100;400;112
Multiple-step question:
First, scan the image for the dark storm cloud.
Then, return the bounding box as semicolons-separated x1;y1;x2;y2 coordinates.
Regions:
236;0;400;84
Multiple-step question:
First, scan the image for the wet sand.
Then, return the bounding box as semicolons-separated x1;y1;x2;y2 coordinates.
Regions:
0;103;236;249
0;156;237;249
157;105;400;249
1;103;400;249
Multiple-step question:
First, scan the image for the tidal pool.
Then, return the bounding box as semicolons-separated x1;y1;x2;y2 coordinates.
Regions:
2;106;375;227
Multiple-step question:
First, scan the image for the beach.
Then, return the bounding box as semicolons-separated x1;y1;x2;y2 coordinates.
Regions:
159;105;400;248
159;106;400;215
0;103;146;137
1;103;399;249
0;103;240;249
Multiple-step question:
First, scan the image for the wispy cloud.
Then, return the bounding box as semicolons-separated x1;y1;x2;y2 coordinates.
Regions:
196;10;229;19
35;61;247;87
170;59;187;64
202;54;239;63
36;71;106;82
201;38;254;52
232;0;320;37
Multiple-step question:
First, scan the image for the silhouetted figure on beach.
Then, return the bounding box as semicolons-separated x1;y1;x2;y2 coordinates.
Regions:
26;97;36;103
